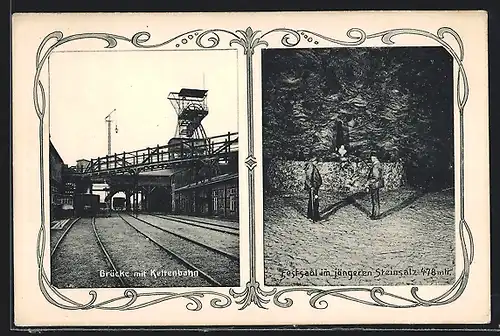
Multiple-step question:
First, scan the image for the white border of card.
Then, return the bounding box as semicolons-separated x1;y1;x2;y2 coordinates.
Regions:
12;11;490;326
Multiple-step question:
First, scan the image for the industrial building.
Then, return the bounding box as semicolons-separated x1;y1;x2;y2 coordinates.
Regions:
49;88;239;221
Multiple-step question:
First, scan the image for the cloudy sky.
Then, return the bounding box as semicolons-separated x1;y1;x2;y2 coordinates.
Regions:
49;49;239;166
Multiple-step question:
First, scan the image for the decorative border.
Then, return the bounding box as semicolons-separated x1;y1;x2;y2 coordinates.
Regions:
35;30;239;311
258;27;474;309
34;26;474;312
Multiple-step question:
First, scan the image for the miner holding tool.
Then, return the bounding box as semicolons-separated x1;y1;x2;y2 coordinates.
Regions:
304;157;322;222
365;152;384;219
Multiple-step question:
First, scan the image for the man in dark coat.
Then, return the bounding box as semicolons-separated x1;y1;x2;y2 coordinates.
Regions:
365;153;384;219
304;157;322;222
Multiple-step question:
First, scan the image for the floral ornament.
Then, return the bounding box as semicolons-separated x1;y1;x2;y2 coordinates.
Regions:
230;281;277;310
230;27;269;55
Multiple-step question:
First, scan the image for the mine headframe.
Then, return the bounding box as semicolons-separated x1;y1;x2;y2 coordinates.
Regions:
168;88;209;139
167;88;211;162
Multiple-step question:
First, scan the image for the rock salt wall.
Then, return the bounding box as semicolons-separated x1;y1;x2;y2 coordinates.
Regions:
265;160;405;194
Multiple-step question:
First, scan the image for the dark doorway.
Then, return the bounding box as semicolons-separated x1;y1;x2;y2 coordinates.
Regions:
147;187;172;213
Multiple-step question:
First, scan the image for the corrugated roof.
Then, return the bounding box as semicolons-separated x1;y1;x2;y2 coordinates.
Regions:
175;173;238;191
178;88;208;98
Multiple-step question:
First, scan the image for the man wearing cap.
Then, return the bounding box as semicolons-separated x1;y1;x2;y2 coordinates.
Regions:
304;157;322;222
365;152;384;219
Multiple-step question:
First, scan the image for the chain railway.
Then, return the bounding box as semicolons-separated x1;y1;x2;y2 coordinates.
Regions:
118;213;238;286
50;213;239;288
50;217;125;288
151;214;239;235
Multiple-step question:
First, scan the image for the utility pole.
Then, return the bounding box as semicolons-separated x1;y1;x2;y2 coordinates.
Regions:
104;109;117;210
105;109;117;155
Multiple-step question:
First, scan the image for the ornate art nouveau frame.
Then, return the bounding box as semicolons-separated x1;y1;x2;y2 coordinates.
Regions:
34;26;474;313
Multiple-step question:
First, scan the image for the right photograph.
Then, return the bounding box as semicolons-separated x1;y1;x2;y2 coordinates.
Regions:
262;47;455;287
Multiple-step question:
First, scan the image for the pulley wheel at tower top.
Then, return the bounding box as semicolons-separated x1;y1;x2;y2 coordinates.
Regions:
178;107;208;124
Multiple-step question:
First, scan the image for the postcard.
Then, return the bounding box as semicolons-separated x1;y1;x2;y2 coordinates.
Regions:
12;11;490;327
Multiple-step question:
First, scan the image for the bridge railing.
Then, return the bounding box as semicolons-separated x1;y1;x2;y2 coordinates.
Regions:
85;132;238;175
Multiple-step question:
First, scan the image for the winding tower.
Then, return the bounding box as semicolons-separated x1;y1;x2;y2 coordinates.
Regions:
168;88;208;139
167;88;210;159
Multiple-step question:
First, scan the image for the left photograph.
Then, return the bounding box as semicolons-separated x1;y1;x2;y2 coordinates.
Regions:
48;49;240;288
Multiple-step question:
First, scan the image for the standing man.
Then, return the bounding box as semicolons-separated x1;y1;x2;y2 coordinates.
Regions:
365;152;384;219
304;157;323;222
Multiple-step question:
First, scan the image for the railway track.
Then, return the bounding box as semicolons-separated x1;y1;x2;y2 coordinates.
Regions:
119;213;239;286
167;214;238;229
91;217;128;287
151;214;238;236
131;214;237;260
51;216;125;288
50;217;81;257
118;214;222;286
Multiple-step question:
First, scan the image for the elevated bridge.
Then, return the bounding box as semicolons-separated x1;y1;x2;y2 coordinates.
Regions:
57;87;240;217
69;132;238;178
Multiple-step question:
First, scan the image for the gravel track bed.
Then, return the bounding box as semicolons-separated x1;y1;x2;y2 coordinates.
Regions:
156;215;239;235
50;229;66;253
123;214;240;287
140;214;239;257
50;218;79;254
51;218;119;288
168;215;239;230
96;216;212;287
